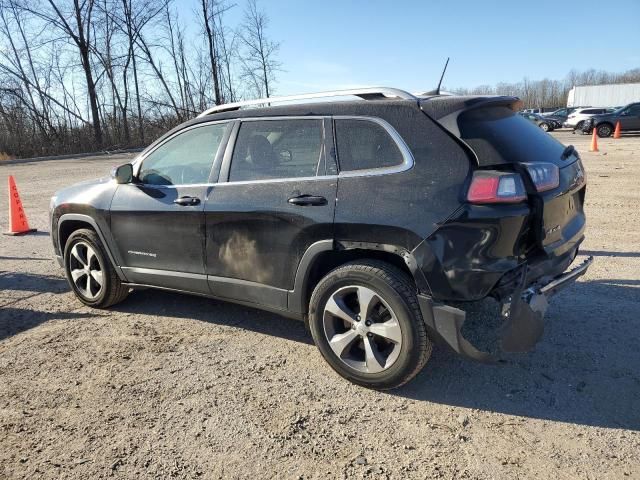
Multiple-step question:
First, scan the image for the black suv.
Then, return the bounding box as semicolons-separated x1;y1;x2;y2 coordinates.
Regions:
589;102;640;137
50;88;592;389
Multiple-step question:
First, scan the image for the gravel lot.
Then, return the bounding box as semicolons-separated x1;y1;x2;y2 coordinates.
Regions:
1;131;639;479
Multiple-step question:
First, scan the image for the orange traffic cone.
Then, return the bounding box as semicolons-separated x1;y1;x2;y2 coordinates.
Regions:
589;128;599;152
4;175;37;235
613;121;621;139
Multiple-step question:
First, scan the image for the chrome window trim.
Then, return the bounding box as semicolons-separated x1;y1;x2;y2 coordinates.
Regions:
237;116;329;122
127;115;414;188
333;116;415;178
214;174;337;187
132;119;233;178
124;183;218;189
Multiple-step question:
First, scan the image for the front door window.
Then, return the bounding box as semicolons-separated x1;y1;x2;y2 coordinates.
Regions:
139;123;229;185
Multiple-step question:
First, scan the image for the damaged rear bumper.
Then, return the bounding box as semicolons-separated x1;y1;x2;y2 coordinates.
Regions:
418;256;593;362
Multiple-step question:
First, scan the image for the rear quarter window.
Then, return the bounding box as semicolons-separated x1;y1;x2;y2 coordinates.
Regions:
335;118;404;172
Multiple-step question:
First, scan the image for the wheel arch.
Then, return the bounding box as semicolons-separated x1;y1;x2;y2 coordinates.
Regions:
288;240;430;318
58;214;126;281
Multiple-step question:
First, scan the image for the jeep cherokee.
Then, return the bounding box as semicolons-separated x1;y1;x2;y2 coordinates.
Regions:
50;87;592;389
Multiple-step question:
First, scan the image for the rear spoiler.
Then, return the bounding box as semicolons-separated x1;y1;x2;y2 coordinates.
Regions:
419;95;523;138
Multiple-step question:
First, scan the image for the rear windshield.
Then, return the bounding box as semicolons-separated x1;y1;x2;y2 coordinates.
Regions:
458;106;567;166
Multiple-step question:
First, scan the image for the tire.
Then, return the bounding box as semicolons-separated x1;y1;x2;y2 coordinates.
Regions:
576;120;585;131
308;260;432;390
63;228;129;308
540;123;549;132
596;123;613;138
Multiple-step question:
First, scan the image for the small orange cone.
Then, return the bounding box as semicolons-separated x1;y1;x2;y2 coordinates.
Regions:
613;121;621;139
589;128;599;152
4;175;37;236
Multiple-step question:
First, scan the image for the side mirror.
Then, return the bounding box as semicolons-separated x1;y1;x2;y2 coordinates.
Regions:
112;163;133;184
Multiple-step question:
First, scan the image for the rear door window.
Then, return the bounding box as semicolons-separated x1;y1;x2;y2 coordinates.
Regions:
334;118;404;172
228;119;324;182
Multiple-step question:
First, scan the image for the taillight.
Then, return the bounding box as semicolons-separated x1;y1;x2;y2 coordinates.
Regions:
467;171;527;204
523;162;560;192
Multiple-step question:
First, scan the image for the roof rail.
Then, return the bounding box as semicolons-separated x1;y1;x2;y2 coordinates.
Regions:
197;87;416;117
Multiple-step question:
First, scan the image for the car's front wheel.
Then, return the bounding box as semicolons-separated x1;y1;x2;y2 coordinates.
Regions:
539;122;550;132
308;261;432;390
596;123;613;138
64;228;129;308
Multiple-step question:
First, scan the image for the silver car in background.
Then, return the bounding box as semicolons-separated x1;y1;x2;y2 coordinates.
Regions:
564;107;608;130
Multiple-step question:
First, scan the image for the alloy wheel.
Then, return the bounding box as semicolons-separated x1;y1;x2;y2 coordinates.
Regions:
68;241;104;300
597;125;612;137
322;285;403;374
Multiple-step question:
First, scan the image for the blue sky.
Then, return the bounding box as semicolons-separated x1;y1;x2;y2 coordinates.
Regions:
189;0;640;95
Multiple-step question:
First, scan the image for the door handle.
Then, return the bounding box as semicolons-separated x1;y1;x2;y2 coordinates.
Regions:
287;194;327;206
173;196;201;206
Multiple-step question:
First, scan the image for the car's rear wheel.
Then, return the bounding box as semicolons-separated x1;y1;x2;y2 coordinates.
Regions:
540;122;549;132
308;260;432;390
64;228;129;308
596;123;613;138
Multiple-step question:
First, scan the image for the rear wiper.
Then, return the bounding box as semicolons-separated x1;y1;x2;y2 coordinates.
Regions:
561;145;576;160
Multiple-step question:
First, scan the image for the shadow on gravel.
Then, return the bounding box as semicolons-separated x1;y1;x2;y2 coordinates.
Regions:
0;256;50;261
0;271;68;293
111;289;313;345
395;280;640;431
581;249;640;258
0;307;94;341
3;231;51;237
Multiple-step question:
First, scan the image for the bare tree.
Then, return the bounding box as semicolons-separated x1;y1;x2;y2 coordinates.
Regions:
15;0;104;145
199;0;235;105
239;0;280;98
113;0;167;142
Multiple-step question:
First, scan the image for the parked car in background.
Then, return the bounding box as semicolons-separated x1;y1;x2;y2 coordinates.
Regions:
519;112;555;132
522;107;557;115
564;107;608;130
547;118;562;129
542;107;577;119
587;102;640;137
541;107;581;125
50;87;591;389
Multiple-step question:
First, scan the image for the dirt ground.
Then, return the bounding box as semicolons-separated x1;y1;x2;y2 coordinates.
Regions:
1;130;639;479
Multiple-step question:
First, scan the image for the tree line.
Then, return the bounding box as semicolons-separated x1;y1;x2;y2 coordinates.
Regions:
0;0;280;159
452;67;640;110
1;0;639;161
